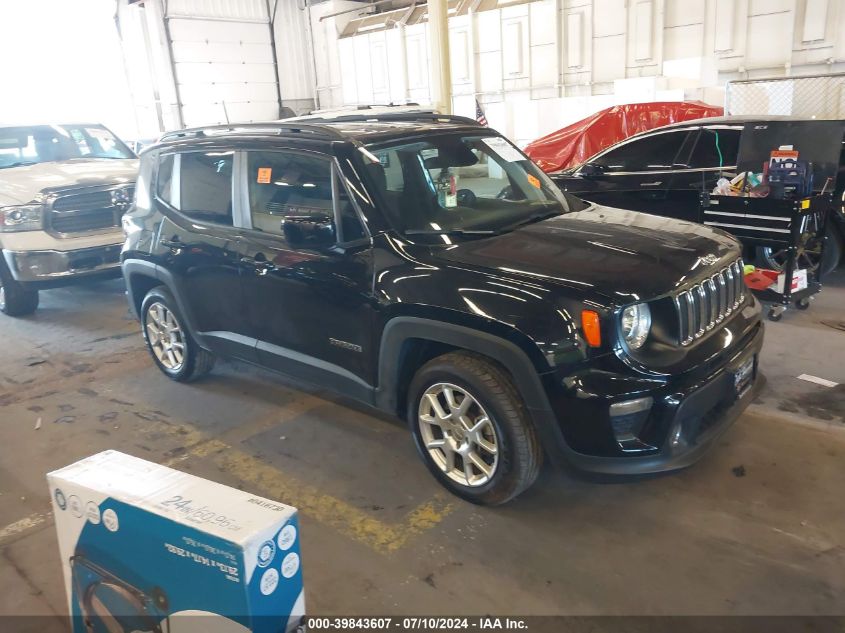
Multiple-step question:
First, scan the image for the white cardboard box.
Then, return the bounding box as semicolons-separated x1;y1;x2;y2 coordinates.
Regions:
48;450;304;633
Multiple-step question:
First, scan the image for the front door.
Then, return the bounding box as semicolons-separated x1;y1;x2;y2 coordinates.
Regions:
151;150;255;361
236;148;375;402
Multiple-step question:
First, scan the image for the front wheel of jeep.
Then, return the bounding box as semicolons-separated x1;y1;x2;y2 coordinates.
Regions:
141;286;215;382
407;351;542;505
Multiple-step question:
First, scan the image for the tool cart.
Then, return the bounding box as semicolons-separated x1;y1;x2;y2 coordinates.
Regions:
701;192;832;321
698;119;844;321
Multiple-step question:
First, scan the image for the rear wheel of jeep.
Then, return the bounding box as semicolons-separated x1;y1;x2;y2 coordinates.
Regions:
408;351;542;505
141;286;215;382
0;263;39;317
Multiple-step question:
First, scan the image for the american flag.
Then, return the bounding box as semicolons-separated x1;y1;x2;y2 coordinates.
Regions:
475;99;488;126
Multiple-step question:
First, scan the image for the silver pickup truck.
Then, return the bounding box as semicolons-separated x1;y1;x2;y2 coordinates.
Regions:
0;123;137;316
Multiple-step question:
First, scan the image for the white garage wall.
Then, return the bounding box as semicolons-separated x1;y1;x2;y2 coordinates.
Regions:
117;0;845;142
167;0;279;127
117;0;315;136
310;0;845;146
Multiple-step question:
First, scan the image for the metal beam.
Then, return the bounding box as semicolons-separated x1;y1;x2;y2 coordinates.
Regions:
266;0;284;117
427;0;452;114
319;0;396;22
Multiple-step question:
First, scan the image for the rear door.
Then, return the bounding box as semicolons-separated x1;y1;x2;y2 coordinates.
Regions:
151;149;256;361
666;126;742;222
573;129;694;214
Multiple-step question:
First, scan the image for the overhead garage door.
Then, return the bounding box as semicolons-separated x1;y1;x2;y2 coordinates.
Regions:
165;0;281;126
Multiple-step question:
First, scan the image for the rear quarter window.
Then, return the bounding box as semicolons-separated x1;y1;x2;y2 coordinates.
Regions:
155;151;234;227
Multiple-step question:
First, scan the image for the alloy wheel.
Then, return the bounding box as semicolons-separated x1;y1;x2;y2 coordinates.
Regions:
759;214;823;273
145;302;186;371
418;383;499;487
759;241;822;273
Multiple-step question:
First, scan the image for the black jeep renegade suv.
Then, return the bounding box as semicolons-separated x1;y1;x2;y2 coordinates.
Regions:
121;114;763;505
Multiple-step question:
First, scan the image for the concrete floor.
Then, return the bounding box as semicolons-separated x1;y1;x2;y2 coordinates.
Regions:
1;272;844;629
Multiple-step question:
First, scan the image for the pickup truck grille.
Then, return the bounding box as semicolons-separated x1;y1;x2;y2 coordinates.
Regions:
49;187;133;235
674;259;745;346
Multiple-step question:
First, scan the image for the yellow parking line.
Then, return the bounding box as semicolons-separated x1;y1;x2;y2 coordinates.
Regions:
0;512;50;544
151;420;453;553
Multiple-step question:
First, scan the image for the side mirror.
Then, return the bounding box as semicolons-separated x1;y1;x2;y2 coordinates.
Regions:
579;163;606;178
281;213;336;248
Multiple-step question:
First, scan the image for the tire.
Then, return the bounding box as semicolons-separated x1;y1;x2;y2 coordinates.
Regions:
756;223;841;277
822;224;844;276
140;286;215;382
0;260;39;317
407;351;542;505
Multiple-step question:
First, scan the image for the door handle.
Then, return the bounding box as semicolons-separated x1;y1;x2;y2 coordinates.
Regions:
640;181;663;187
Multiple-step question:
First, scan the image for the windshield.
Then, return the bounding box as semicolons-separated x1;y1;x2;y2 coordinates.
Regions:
360;133;569;237
0;124;134;169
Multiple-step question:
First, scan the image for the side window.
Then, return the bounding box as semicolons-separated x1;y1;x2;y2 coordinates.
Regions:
156;151;234;226
592;131;691;172
156;153;176;206
373;149;404;191
246;151;366;244
247;151;333;238
689;129;741;169
180;152;234;225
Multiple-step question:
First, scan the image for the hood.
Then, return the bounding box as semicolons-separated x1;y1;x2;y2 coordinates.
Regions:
431;205;739;303
0;158;138;205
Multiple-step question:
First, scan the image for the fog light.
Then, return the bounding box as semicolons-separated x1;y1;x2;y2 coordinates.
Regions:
609;397;653;443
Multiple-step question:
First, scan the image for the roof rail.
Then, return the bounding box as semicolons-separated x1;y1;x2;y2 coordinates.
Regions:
158;122;346;143
299;112;483;126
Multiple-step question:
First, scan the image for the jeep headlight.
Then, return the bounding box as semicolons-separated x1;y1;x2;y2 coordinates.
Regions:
621;303;651;349
0;204;43;232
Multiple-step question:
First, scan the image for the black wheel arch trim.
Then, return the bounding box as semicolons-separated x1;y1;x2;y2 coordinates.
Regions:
376;316;570;467
122;258;206;348
122;259;159;317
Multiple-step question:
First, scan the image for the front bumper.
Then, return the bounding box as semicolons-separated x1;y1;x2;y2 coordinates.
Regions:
546;313;764;476
2;244;123;287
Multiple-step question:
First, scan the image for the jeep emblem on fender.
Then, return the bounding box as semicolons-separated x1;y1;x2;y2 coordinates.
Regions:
700;254;719;266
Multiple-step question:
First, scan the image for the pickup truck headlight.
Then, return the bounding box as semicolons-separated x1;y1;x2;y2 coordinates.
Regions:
0;204;43;232
621;303;651;349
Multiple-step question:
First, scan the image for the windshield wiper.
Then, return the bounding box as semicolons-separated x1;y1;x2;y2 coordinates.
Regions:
502;209;561;231
0;161;38;169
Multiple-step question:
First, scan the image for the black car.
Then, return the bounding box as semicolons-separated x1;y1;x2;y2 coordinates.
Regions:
550;116;845;275
121;115;763;505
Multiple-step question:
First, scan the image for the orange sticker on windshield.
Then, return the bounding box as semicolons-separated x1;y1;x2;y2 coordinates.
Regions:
527;174;541;189
257;167;272;184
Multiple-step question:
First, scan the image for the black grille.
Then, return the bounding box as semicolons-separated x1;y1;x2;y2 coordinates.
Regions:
674;258;745;346
50;188;133;235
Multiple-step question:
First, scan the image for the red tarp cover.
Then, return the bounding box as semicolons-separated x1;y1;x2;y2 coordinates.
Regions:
524;101;724;173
